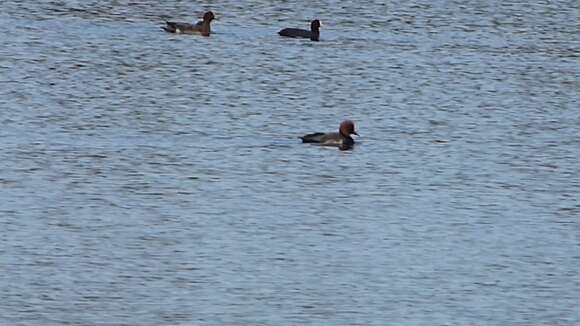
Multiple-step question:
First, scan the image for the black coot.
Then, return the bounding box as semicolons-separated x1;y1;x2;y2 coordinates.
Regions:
278;20;321;41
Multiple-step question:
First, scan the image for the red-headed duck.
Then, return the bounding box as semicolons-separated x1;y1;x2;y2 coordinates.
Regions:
162;11;215;36
300;120;358;150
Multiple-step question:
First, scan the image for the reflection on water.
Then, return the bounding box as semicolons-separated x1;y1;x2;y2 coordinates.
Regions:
1;0;579;325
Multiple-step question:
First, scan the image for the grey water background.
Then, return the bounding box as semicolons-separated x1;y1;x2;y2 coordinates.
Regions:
1;0;579;324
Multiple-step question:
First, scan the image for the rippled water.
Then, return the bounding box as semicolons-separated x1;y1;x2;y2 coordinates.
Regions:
1;0;579;325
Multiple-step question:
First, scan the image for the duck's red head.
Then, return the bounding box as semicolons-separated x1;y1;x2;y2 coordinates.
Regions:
339;120;358;137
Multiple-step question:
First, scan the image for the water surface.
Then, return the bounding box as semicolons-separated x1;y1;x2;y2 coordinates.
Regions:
1;0;579;325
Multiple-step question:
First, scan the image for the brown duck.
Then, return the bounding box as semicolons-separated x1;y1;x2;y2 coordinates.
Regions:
162;11;215;36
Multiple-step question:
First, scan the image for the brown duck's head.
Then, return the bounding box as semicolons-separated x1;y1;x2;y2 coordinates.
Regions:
339;120;358;137
203;11;215;22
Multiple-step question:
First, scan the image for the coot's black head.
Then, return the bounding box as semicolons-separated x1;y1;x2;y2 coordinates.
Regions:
203;11;215;22
311;19;322;32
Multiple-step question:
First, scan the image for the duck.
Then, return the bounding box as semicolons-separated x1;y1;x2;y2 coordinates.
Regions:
162;11;215;36
278;19;322;41
300;120;358;150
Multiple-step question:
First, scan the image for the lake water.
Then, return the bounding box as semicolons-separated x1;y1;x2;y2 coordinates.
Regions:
1;0;579;325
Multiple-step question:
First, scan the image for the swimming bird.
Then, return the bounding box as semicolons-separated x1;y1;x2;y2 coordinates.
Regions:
162;11;215;36
300;120;358;150
278;19;322;41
